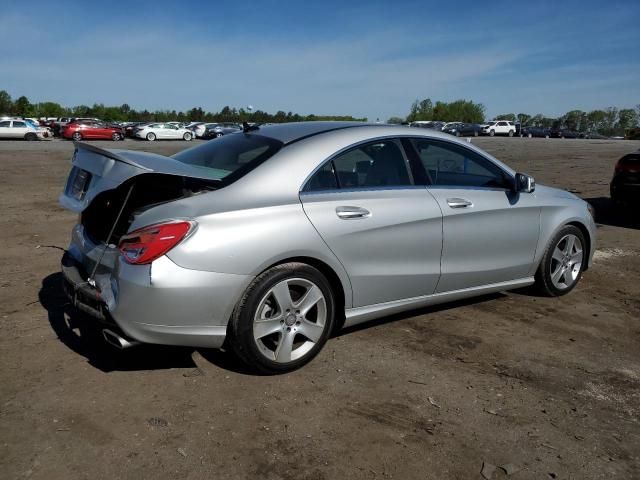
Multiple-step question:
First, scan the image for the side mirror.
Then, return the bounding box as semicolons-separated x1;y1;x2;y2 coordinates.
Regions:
515;173;535;193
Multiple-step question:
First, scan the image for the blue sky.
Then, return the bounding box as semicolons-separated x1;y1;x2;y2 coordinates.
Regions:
1;0;638;120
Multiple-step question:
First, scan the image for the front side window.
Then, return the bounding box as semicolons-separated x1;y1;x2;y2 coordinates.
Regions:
498;121;508;127
410;139;511;189
304;139;412;191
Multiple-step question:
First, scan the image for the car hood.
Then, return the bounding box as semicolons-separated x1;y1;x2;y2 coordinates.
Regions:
534;184;581;201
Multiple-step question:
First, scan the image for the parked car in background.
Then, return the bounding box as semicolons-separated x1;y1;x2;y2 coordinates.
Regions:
188;122;208;138
59;122;595;373
62;120;125;141
202;122;243;139
442;122;482;137
124;122;149;138
550;128;579;139
521;126;550;138
610;149;640;205
0;119;51;140
481;121;517;136
409;121;446;130
134;123;193;141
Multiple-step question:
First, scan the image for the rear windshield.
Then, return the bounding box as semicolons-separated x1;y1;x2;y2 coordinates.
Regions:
172;133;283;182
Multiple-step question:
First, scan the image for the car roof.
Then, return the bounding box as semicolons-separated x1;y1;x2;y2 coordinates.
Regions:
252;121;371;144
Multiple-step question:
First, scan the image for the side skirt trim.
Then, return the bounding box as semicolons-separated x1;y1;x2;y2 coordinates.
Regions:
343;277;534;328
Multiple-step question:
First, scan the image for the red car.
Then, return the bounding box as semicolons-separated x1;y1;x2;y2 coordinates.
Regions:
61;121;125;141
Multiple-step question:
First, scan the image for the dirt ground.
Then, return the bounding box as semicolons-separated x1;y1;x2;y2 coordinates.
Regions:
1;136;639;480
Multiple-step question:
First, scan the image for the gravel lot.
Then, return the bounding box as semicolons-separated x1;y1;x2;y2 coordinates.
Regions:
1;136;639;479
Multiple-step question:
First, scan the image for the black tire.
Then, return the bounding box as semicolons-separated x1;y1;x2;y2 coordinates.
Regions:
183;132;192;141
215;132;223;138
228;262;335;374
455;131;461;137
72;132;82;141
474;130;478;137
508;130;514;137
489;130;495;137
24;132;37;141
111;132;121;141
534;225;586;297
146;132;156;141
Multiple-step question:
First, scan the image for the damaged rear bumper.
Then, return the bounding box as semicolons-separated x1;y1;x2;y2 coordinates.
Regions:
62;226;253;349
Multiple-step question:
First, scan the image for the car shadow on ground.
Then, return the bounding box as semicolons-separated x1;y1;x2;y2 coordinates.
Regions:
39;272;257;374
585;196;640;230
40;271;509;374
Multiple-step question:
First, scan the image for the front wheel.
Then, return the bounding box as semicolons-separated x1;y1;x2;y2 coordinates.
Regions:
146;132;156;141
489;130;495;136
24;132;38;141
183;132;192;141
534;225;586;296
111;132;121;141
474;131;478;137
228;262;335;374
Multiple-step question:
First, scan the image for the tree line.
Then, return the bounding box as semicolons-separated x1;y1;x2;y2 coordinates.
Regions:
0;90;367;124
393;97;640;137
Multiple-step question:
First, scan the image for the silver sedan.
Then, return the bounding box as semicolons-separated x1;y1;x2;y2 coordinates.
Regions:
60;122;596;373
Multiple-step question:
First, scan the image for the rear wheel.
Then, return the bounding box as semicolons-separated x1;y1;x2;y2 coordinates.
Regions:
24;132;37;141
72;132;82;141
534;225;586;296
228;262;335;374
146;132;156;141
508;130;514;137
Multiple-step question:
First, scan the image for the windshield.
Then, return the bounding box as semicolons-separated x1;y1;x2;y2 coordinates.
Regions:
172;133;283;182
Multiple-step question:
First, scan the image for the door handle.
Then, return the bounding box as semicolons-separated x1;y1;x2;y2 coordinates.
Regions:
336;206;371;219
446;198;473;209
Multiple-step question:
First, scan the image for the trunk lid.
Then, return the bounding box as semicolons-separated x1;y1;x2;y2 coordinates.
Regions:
59;142;219;213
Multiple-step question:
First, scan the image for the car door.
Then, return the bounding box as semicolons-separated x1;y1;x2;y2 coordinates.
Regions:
11;121;29;139
408;138;540;293
300;138;443;308
0;120;11;138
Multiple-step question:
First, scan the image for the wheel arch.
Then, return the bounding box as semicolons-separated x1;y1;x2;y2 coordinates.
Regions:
566;220;592;271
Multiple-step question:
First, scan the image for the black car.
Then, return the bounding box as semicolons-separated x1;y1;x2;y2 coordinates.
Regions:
521;126;550;138
202;122;243;139
442;122;482;137
610;150;640;204
550;128;580;139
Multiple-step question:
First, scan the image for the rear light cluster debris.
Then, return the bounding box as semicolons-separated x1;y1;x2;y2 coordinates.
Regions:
118;221;194;265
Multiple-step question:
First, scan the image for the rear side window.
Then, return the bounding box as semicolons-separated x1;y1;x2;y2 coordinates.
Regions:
410;138;511;189
304;139;412;191
0;121;10;127
172;133;283;182
12;121;26;128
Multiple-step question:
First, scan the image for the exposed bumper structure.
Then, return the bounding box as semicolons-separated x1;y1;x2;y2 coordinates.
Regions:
62;226;253;349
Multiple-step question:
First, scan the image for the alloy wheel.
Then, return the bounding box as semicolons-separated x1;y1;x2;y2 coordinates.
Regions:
252;278;327;363
550;234;583;290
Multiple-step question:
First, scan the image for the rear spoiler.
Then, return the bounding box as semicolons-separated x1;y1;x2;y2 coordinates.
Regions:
73;141;152;171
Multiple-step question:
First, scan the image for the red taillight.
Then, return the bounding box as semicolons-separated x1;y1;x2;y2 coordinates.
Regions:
615;155;640;174
118;221;194;265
